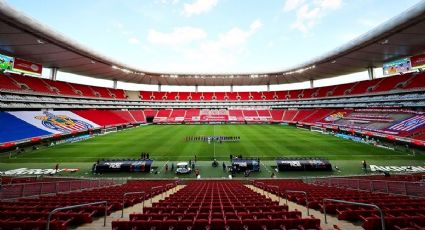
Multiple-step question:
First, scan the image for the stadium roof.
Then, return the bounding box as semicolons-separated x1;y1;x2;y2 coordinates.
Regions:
0;1;425;86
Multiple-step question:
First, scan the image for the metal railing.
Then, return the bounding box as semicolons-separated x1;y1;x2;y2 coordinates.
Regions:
145;182;178;204
322;199;385;230
0;175;41;184
267;185;281;203
312;177;425;198
252;182;310;215
46;201;108;230
254;181;266;195
284;190;309;215
1;179;118;200
165;182;176;192
121;192;146;218
150;186;164;203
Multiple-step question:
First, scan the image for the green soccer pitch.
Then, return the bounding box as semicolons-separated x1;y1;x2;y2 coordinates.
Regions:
1;124;424;178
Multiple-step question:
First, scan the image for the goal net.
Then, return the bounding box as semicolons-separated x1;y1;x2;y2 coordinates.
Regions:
310;126;327;134
100;126;118;135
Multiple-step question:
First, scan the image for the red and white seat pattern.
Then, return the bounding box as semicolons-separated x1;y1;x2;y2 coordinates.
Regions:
1;72;424;101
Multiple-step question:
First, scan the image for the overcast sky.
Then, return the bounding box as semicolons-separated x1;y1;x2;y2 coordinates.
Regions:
5;0;423;91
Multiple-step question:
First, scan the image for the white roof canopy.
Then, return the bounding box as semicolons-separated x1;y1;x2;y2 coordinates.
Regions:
1;1;425;86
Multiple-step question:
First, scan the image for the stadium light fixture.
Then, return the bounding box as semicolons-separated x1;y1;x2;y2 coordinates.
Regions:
36;39;45;44
380;39;389;45
111;65;136;74
283;65;316;76
331;60;336;64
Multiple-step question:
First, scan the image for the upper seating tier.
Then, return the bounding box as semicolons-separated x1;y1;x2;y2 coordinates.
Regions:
1;72;424;102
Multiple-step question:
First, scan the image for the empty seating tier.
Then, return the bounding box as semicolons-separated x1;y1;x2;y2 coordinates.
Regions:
2;72;424;101
112;181;321;230
0;180;175;230
255;179;425;230
72;110;134;127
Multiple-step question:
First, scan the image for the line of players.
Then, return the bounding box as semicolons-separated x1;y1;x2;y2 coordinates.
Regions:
185;136;240;142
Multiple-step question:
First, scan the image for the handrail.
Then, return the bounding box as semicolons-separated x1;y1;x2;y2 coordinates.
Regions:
46;201;107;230
1;179;117;200
284;190;309;215
267;185;281;203
315;177;425;198
121;191;146;217
165;183;175;193
327;177;424;185
302;172;423;182
2;179;85;187
150;186;163;203
322;198;385;230
165;183;175;196
254;181;266;195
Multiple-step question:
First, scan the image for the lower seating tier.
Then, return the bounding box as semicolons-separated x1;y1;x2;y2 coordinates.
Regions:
113;181;322;230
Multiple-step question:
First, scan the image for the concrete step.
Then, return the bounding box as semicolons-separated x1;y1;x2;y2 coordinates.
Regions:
71;185;185;229
246;185;364;230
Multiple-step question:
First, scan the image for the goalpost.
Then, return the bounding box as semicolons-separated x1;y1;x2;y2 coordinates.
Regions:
310;126;327;134
100;126;118;135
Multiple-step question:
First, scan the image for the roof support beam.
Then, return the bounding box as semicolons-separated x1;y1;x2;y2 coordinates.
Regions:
113;79;117;89
50;67;58;81
1;0;425;86
367;66;375;80
310;79;314;89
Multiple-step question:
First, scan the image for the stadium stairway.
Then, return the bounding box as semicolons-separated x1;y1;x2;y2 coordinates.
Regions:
246;185;362;230
113;181;325;230
73;185;185;230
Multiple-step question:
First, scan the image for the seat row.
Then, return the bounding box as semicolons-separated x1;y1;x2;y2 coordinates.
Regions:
0;180;175;230
113;181;322;230
254;179;425;230
2;71;424;101
113;217;321;230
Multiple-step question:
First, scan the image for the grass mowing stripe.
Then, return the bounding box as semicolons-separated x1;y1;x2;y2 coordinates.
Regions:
1;125;423;180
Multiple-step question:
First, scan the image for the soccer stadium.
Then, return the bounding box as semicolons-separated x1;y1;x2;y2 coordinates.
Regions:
0;0;425;229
